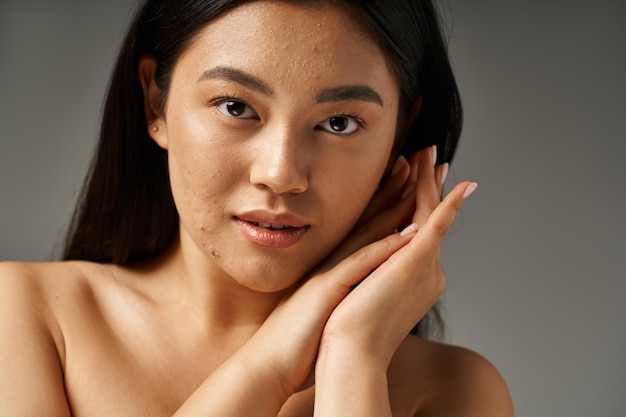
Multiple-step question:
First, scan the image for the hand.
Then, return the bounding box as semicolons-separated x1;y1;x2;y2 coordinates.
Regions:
308;146;473;416
319;145;468;364
239;152;418;392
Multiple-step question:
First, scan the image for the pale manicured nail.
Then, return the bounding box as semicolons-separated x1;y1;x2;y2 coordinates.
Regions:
439;163;449;186
400;223;419;236
462;182;478;199
391;155;406;176
432;145;437;166
401;181;416;199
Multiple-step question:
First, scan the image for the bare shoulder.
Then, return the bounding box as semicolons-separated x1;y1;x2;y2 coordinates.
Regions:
0;260;102;358
0;260;78;325
389;335;514;417
0;260;101;316
0;260;112;357
0;260;105;416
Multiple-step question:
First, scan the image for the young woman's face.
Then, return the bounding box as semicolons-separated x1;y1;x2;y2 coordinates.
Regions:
149;1;400;291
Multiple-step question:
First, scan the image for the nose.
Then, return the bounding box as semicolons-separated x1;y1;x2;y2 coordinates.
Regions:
249;127;309;194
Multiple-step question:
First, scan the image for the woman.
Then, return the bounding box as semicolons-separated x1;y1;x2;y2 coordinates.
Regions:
0;0;513;415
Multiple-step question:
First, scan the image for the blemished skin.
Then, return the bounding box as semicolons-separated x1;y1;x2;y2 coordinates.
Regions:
0;1;514;416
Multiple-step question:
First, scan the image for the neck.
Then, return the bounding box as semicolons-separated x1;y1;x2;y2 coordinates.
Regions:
129;234;287;337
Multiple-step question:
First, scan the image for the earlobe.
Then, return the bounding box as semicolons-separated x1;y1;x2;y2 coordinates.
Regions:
138;54;168;149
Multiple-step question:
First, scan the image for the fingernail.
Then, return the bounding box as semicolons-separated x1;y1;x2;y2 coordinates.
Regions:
391;155;406;176
401;181;416;199
432;145;437;166
462;182;478;199
439;163;449;186
400;222;419;236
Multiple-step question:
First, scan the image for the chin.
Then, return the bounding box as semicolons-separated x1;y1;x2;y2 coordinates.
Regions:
232;271;300;293
224;257;311;294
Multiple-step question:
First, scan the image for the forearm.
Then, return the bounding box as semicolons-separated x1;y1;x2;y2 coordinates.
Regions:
173;344;289;417
314;340;392;417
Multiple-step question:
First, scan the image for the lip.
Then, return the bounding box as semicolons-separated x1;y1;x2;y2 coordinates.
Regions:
234;210;310;248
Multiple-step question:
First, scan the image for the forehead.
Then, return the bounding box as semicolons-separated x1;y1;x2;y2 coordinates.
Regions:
172;0;398;100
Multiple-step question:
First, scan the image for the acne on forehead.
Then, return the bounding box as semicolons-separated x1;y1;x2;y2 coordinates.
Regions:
191;2;391;81
160;1;401;120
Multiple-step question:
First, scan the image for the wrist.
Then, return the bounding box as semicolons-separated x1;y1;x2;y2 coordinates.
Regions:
319;330;396;369
314;338;392;417
237;337;295;402
317;335;390;376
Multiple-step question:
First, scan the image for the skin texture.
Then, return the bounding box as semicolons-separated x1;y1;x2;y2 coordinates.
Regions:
0;2;514;416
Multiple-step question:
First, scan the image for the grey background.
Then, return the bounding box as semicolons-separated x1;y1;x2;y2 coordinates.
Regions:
1;1;624;416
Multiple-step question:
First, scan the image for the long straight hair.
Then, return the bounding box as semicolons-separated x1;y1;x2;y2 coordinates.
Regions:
63;0;462;339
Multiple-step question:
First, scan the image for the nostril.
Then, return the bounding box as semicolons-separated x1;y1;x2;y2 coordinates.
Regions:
249;156;308;194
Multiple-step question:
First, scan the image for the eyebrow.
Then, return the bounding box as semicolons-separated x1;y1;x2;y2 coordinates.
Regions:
198;66;383;106
316;85;383;106
198;66;273;95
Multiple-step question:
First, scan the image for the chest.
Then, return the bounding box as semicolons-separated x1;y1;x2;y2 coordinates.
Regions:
60;334;418;417
55;287;422;417
61;321;204;415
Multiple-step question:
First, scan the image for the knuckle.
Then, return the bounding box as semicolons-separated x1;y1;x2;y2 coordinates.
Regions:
432;222;449;239
351;246;371;263
433;272;446;296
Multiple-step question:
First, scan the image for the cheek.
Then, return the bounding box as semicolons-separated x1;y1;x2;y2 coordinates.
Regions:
317;148;390;230
333;139;396;224
165;122;242;227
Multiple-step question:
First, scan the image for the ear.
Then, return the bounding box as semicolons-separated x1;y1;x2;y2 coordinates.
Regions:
386;95;424;172
138;54;168;149
406;95;423;127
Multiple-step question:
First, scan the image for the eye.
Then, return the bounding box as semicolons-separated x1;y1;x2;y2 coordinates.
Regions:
216;100;257;119
317;115;363;135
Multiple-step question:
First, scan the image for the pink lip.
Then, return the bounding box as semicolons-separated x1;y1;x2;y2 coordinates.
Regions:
234;210;310;248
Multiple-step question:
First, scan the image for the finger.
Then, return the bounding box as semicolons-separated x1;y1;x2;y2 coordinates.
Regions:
361;181;475;300
354;156;410;229
412;145;440;227
407;151;419;182
409;181;477;252
316;225;416;291
435;162;450;197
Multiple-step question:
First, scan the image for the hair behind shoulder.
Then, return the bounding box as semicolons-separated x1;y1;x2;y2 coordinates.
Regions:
63;1;174;264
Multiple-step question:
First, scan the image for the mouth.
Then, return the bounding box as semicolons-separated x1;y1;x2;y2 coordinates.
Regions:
234;211;310;248
249;222;296;230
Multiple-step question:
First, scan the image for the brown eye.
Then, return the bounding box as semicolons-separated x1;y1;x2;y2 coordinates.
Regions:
329;117;348;131
318;115;361;134
217;100;256;118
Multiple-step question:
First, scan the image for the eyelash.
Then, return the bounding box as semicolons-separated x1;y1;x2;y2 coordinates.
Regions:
209;94;255;111
209;94;366;130
329;113;366;128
